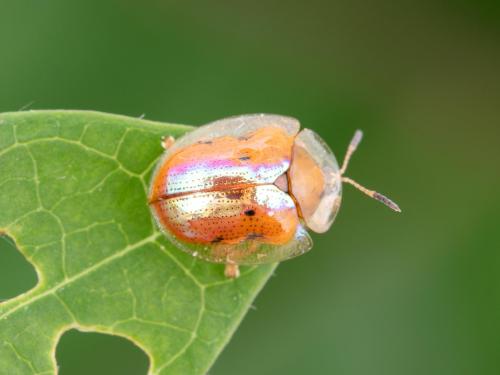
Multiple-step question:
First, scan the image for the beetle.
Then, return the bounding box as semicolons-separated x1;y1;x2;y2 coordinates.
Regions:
148;114;400;278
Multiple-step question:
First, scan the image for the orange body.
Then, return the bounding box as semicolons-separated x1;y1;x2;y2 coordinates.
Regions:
149;127;300;246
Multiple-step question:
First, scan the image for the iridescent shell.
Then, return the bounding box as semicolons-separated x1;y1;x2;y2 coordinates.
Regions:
148;114;341;265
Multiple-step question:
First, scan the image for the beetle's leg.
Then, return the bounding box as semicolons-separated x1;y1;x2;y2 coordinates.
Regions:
161;136;175;150
224;262;240;279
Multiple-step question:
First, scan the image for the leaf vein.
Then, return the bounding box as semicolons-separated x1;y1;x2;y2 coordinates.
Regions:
0;233;162;321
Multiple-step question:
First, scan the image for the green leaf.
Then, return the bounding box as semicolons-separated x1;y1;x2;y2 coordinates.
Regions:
0;110;276;374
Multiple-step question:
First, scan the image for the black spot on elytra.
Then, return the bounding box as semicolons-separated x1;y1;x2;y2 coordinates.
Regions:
239;156;251;161
211;236;224;243
244;209;256;216
198;140;213;145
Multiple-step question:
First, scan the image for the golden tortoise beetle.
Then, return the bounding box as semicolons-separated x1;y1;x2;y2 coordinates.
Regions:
148;114;400;278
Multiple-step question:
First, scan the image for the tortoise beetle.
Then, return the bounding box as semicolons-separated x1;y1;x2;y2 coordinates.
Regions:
148;114;400;278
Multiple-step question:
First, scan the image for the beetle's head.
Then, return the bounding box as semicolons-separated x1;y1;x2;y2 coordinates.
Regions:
282;129;401;234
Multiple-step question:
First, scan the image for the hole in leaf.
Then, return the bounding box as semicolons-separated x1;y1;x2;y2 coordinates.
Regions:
56;330;149;375
0;235;37;301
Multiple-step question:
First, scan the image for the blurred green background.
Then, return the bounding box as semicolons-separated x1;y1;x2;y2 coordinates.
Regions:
1;0;499;374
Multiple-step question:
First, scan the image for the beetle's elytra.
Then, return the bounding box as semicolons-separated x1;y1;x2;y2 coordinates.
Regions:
148;114;400;278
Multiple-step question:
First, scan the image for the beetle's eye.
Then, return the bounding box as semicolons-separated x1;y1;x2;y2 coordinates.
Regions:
288;129;342;233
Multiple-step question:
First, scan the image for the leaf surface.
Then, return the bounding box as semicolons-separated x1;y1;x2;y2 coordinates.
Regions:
0;110;276;374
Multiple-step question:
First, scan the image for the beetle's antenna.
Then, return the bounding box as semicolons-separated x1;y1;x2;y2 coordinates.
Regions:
341;177;401;212
340;130;401;213
340;129;363;175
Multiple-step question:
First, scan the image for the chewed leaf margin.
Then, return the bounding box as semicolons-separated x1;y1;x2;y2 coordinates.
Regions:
0;110;277;375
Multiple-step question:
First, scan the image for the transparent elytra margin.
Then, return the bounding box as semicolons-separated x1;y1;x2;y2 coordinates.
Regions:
290;128;343;233
165;113;300;156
